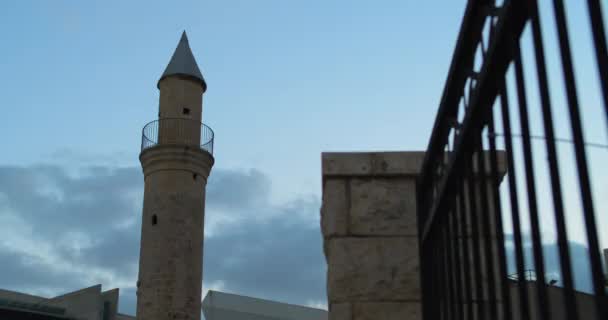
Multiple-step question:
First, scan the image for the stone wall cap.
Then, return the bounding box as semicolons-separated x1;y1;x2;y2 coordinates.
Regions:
322;152;426;177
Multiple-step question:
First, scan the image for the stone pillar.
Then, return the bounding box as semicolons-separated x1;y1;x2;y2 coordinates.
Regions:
137;146;213;320
321;152;426;320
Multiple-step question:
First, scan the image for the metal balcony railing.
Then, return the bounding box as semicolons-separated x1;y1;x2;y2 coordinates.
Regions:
417;1;607;319
141;118;214;155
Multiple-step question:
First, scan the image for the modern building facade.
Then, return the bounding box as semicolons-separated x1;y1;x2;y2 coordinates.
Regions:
0;285;133;320
202;291;327;320
136;32;214;320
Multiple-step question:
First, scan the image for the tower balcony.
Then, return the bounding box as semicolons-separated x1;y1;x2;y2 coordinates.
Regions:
141;118;214;155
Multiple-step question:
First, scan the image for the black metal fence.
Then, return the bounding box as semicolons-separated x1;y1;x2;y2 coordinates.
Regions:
141;118;214;154
417;1;607;319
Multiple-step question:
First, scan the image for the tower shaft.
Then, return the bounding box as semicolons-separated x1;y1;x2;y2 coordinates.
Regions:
137;145;212;320
136;32;213;320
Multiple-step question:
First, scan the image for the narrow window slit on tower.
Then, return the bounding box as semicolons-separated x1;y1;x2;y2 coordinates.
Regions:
193;173;198;180
151;214;158;225
182;107;191;115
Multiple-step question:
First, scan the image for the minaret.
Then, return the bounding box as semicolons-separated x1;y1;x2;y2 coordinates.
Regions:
136;31;214;320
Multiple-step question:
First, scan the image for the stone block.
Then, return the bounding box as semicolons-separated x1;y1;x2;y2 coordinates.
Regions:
330;302;352;320
321;178;349;237
353;302;421;320
323;153;373;176
322;152;425;177
369;152;425;176
349;178;417;236
326;237;420;301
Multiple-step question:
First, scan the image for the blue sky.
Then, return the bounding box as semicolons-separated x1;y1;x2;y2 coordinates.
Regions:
0;0;463;201
0;0;606;317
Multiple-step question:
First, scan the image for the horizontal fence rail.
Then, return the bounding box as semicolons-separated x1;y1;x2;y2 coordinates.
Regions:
141;118;214;155
417;1;607;320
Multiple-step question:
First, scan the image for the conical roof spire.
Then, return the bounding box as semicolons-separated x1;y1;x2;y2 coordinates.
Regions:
158;31;207;91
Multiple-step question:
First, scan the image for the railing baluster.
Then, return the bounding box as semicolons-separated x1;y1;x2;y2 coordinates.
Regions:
457;185;474;319
527;1;579;318
553;2;607;318
140;118;214;155
500;81;531;320
417;1;606;319
474;136;498;319
513;41;550;320
439;231;450;320
586;0;608;125
487;104;513;320
464;159;485;319
447;206;464;320
443;220;456;320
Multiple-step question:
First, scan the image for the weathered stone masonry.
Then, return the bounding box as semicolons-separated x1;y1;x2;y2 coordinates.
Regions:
321;152;426;320
136;32;213;320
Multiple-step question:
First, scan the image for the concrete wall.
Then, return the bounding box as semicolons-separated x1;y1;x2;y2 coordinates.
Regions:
321;152;425;320
48;285;103;320
101;288;119;320
0;289;47;304
202;290;327;320
0;286;129;320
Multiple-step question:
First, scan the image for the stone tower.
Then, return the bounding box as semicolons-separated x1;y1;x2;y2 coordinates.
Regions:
136;31;214;320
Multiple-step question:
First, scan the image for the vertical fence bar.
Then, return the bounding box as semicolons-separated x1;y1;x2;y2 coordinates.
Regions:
457;186;474;319
417;1;607;320
527;1;579;318
464;157;486;319
487;105;513;320
444;235;452;320
432;242;440;320
443;225;453;320
500;82;531;320
443;217;457;320
435;233;446;320
447;205;465;320
474;136;498;319
513;42;550;320
586;0;608;124
552;1;607;318
420;225;436;320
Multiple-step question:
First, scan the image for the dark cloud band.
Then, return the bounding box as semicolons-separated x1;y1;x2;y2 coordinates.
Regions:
0;164;325;315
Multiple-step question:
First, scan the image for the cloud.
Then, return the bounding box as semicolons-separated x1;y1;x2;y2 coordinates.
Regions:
206;168;272;211
0;161;602;317
202;194;325;306
0;163;326;316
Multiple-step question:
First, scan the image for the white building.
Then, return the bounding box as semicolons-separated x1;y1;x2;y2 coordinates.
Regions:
0;285;133;320
202;291;327;320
